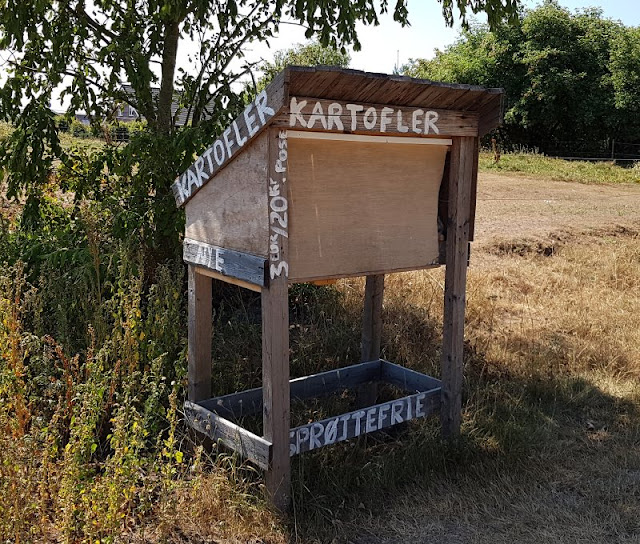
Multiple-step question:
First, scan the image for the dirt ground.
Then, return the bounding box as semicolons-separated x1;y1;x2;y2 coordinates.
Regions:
473;173;640;247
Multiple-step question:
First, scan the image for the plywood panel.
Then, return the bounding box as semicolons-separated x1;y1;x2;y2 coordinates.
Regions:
287;138;447;281
185;132;269;257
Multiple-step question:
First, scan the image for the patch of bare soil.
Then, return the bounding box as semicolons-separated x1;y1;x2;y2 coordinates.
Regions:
473;173;640;248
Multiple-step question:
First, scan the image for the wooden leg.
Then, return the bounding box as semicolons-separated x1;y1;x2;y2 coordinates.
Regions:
440;136;475;438
358;274;384;406
188;265;212;403
262;281;290;511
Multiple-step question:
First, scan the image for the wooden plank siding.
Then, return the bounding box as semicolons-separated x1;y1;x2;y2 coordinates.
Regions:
184;131;269;257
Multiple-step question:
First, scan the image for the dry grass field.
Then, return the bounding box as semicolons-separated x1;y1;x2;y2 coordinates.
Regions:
1;151;639;543
140;167;640;544
326;171;640;544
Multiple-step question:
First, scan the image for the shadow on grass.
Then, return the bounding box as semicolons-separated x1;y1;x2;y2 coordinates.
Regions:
202;282;638;542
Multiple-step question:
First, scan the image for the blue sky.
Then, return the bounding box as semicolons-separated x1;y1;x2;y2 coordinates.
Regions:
246;0;640;74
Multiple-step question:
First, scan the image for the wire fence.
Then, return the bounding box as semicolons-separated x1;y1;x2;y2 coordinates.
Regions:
536;140;640;163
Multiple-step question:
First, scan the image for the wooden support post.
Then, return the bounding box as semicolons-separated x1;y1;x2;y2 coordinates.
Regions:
263;128;291;511
468;137;480;242
188;265;212;402
358;274;384;405
440;136;475;438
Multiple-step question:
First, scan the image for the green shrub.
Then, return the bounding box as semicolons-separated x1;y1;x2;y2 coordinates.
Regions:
70;119;89;138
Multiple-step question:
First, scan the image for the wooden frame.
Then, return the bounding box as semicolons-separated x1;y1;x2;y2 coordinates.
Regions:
176;67;503;512
186;359;441;462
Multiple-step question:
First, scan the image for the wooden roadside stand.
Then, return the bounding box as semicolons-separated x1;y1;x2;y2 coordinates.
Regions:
172;66;503;511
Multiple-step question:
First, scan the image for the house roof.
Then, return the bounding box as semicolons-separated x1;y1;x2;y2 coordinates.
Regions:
121;84;191;126
172;65;504;207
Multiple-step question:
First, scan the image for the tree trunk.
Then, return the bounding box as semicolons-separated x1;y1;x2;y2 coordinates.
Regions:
158;20;180;134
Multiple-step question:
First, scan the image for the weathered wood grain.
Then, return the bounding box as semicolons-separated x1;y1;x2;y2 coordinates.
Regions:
440;137;475;437
187;266;212;402
262;128;291;511
361;276;385;362
172;71;286;207
289;387;441;456
183;238;266;287
468;137;480;242
287;137;446;281
275;97;479;137
287;131;452;145
184;401;272;470
184;131;269;257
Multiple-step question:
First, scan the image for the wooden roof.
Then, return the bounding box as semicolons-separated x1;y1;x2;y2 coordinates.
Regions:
172;66;504;207
285;66;503;131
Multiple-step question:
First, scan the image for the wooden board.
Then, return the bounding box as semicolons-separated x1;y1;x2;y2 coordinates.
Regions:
184;401;272;470
199;359;384;419
287;137;447;281
358;274;385;406
183;238;266;287
185;131;269;257
262;128;291;511
380;359;443;392
276;97;479;137
173;71;286;206
440;137;475;437
289;387;441;456
187;266;212;402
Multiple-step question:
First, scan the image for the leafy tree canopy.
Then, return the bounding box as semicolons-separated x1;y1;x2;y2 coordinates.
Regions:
404;1;640;152
0;0;521;263
257;41;351;90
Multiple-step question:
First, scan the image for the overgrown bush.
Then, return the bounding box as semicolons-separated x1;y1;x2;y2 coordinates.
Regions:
0;183;190;536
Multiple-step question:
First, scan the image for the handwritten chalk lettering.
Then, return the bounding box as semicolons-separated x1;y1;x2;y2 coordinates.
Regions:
269;130;289;280
193;244;224;272
183;239;266;287
185;240;225;272
289;97;441;136
172;89;275;205
289;391;435;456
